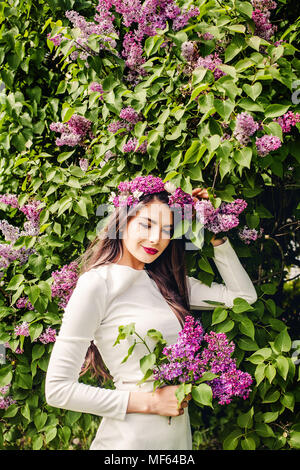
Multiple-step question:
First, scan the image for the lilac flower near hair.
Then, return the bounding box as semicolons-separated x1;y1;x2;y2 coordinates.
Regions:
195;198;247;234
255;134;282;156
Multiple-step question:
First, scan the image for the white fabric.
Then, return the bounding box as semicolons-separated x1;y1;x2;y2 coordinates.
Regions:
45;237;257;450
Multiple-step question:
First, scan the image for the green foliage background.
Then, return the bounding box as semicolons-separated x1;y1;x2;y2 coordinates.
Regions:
0;0;299;450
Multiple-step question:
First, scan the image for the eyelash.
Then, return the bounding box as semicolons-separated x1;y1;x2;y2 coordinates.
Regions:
140;222;171;235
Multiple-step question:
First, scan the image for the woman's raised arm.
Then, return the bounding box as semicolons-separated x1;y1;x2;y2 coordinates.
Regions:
187;237;257;310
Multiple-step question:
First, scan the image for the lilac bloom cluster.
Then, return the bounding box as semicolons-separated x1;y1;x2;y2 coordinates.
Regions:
0;385;16;410
233;112;260;147
255;134;282;157
15;297;34;310
65;8;118;63
274;111;300;133
196;53;226;80
51;261;79;309
123;137;148;154
0;194;42;276
90;82;105;101
108;174;195;220
60;1;199;81
153;316;253;405
251;0;277;41
108;107;142;138
47;33;63;46
195;199;247;234
238;225;264;244
50;114;93;147
39;327;56;344
79;158;89;172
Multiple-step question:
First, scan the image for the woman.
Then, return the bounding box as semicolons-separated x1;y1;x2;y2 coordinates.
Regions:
45;175;257;450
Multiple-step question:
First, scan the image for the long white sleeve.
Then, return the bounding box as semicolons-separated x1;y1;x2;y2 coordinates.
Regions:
188;237;257;310
45;270;130;421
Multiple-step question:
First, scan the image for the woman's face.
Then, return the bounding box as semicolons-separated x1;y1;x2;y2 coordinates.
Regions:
119;200;174;269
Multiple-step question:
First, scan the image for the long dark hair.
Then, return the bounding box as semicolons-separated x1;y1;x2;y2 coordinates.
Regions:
75;191;191;384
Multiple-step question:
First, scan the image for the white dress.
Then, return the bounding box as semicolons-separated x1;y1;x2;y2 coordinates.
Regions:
45;237;257;450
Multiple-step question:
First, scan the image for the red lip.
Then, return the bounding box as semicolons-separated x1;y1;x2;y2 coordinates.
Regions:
142;246;158;255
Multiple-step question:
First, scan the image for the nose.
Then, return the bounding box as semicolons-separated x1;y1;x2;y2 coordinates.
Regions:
148;226;160;244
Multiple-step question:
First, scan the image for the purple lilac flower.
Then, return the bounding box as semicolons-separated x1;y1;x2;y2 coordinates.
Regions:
195;198;247;234
122;137;147;153
119;107;140;124
39;327;56;344
255;134;282;156
251;0;277;41
15;297;34;310
51;261;79;309
238;225;264;244
14;321;30;337
181;41;196;62
168;188;195;221
79;158;89;172
274;111;300;133
50;115;92;147
47;33;63;46
196;53;226;80
152;316;253;405
0;194;19;208
0;396;16;410
90;82;105;100
233;112;260;146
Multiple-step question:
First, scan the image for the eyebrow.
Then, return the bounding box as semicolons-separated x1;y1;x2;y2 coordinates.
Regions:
139;217;173;228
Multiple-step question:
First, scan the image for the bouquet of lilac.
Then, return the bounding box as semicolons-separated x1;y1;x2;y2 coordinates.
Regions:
115;315;253;425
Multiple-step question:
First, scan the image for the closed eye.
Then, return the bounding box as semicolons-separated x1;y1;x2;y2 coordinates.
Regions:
139;222;171;235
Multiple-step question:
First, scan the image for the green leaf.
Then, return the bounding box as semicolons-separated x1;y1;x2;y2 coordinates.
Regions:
289;431;300;449
233;147;252;169
232;297;254;313
237;407;254;428
45;426;57;444
211;307;228;325
242;82;262;101
265;364;276;384
73;198;88;218
34;411;48;431
241;436;256;450
198;256;214;274
223;429;242;450
275;355;289;380
29;323;43;342
7;274;25;291
192;383;213;408
32;344;45;362
274;328;292;353
264;104;290;119
262;411;279;423
255;363;266;386
280;392;295;411
140;353;156;374
262;389;280;403
255;423;275;438
0;366;13;387
238;317;255;340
